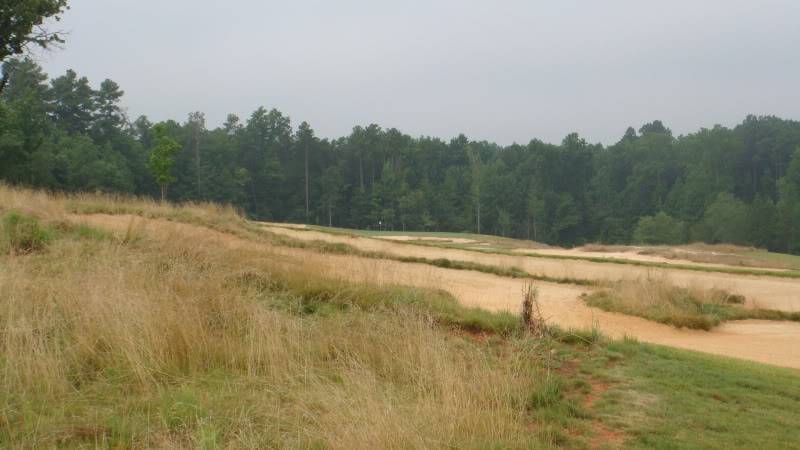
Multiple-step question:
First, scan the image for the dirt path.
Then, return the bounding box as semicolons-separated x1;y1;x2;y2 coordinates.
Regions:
73;215;800;370
262;225;800;312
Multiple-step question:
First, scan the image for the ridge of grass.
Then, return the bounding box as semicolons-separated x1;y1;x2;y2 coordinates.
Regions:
584;280;800;330
63;200;597;287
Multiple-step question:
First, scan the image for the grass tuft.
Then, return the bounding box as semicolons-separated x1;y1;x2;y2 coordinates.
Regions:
0;211;52;254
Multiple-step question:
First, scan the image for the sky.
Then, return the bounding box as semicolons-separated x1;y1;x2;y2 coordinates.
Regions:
38;0;800;145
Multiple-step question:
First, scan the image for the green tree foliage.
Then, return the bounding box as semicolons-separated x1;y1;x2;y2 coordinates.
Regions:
0;0;69;93
147;124;180;201
777;148;800;253
633;212;685;245
3;59;800;253
748;195;778;250
696;193;750;245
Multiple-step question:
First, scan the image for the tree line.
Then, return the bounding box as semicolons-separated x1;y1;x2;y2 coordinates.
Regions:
2;59;800;253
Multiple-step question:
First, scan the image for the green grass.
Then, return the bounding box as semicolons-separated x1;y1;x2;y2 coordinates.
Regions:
597;340;800;449
740;250;800;270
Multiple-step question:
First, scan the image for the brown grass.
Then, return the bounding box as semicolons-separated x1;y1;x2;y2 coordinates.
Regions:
0;184;567;448
584;276;799;330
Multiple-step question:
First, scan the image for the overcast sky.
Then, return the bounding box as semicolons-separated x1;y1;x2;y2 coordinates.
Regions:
39;0;800;145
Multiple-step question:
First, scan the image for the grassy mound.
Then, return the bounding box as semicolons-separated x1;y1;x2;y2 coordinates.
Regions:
584;278;800;330
0;203;556;447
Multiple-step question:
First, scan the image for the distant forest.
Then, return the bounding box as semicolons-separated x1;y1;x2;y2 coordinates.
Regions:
2;59;800;253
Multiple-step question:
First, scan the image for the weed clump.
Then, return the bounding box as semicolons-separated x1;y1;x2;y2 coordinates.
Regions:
0;211;51;254
521;283;548;338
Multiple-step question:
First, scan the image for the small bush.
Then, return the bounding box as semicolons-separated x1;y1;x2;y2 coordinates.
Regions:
633;212;686;245
1;212;51;254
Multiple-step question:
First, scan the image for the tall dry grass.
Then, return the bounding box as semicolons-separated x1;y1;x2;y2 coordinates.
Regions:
0;184;557;448
584;276;750;330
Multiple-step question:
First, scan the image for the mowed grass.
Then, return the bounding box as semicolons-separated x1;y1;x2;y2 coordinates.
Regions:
739;249;800;270
584;278;800;330
2;184;800;449
587;339;800;449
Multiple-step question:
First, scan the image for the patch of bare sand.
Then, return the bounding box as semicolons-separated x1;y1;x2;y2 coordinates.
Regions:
73;215;800;370
262;225;800;312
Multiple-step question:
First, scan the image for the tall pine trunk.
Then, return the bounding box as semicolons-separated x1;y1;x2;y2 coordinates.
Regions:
476;198;481;234
194;137;201;198
305;142;309;221
359;157;364;190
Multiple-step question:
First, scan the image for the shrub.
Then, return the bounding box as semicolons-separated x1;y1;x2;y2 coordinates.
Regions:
633;212;686;245
0;212;51;254
700;192;750;245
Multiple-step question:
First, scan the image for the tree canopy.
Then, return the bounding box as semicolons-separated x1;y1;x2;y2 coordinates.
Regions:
0;0;69;93
147;124;181;201
2;58;800;253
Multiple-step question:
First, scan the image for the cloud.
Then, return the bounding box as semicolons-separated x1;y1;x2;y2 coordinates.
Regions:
40;0;800;144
